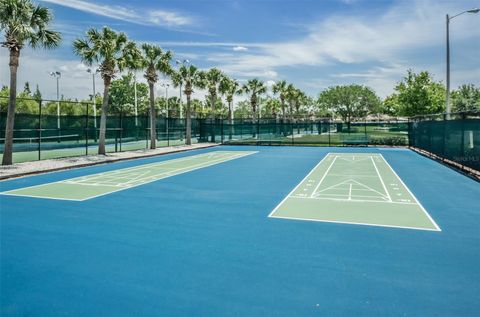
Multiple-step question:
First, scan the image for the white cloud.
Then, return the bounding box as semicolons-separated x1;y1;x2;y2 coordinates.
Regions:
191;0;479;96
40;0;195;28
232;46;248;52
148;10;193;27
265;80;276;88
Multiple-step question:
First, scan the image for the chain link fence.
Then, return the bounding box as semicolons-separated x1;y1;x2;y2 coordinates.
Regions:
0;97;201;163
409;111;480;173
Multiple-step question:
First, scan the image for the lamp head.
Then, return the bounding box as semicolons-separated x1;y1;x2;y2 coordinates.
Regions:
467;8;480;13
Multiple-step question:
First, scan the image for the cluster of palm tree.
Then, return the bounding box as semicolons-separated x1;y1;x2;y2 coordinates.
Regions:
0;0;312;165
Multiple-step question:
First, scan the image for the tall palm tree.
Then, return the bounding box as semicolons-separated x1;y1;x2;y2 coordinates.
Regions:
285;84;300;121
219;77;241;140
73;27;139;155
272;80;288;123
137;43;172;149
242;79;267;121
242;79;267;138
201;68;224;142
1;0;61;165
219;77;241;124
202;68;224;120
172;64;203;145
265;98;281;120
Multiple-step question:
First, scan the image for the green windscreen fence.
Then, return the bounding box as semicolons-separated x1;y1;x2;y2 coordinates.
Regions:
0;98;202;163
1;95;477;173
409;112;480;172
198;119;409;147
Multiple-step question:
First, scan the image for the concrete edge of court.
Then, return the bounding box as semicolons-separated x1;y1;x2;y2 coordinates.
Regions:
0;143;219;181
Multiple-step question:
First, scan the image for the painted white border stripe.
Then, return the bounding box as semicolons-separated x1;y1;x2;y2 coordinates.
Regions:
378;153;441;231
269;152;441;232
268;153;332;217
1;151;258;201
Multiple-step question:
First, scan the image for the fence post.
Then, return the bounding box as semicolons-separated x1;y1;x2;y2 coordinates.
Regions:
167;117;170;147
145;115;148;149
85;103;89;156
119;111;123;152
364;118;367;139
38;99;42;160
291;119;294;145
442;113;447;158
328;119;331;147
221;119;224;143
460;113;466;160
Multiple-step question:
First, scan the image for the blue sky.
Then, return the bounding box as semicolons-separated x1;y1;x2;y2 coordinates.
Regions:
0;0;479;101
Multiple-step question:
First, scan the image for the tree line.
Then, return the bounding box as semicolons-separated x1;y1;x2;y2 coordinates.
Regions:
1;0;479;165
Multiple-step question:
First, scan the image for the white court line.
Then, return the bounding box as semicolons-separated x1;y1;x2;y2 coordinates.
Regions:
378;154;441;231
309;155;338;198
68;151;236;182
65;152;252;189
72;151;257;201
313;178;387;199
289;196;415;204
370;156;392;202
268;154;332;218
1;151;257;200
270;215;440;232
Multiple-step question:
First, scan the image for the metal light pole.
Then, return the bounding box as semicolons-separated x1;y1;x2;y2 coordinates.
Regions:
161;83;170;143
86;68;98;130
176;59;190;119
445;8;479;118
50;71;61;131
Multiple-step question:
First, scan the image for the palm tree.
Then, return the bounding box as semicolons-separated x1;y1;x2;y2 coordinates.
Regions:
1;0;61;165
172;64;203;145
285;84;300;121
242;79;267;121
219;77;242;140
137;43;172;149
272;80;288;123
242;79;267;138
73;27;139;155
201;68;224;142
219;77;241;124
265;98;281;120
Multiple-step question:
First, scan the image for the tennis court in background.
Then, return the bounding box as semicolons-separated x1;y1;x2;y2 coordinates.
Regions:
1;146;480;317
270;153;440;231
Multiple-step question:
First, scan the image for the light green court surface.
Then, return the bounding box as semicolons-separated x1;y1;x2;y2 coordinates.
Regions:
1;151;257;201
269;153;440;231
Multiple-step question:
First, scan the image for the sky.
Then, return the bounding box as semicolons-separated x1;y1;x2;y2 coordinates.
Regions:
0;0;479;102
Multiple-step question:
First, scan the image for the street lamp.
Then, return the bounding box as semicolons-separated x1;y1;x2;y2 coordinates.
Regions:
49;71;61;134
176;59;190;119
446;8;479;118
86;68;98;132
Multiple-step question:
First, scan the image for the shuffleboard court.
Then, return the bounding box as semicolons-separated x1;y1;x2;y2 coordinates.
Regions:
1;150;257;201
269;153;440;231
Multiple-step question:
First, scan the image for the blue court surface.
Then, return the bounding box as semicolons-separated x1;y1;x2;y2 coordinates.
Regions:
1;146;479;316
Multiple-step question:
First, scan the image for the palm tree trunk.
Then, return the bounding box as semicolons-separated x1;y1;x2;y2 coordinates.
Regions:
149;82;156;149
2;49;20;165
185;94;192;145
98;77;111;155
